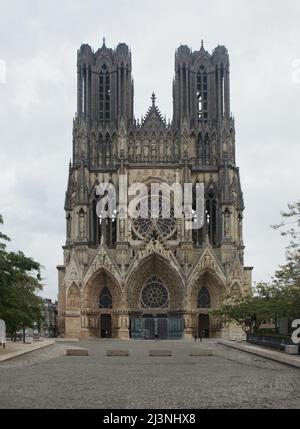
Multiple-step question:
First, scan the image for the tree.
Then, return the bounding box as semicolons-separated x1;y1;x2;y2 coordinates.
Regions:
0;215;44;341
215;202;300;334
271;201;300;320
213;292;275;334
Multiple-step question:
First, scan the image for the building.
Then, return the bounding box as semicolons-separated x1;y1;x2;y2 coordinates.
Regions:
57;39;252;340
39;299;58;338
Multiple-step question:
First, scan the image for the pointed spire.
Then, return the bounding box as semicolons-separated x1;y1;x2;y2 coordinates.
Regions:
141;92;166;126
102;36;106;49
64;165;74;211
151;92;156;106
200;39;205;51
236;169;245;211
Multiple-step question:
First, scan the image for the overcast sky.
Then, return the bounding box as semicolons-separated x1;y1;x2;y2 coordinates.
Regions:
0;0;300;300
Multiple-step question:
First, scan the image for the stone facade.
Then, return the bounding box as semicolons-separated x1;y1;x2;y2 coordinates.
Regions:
57;39;252;340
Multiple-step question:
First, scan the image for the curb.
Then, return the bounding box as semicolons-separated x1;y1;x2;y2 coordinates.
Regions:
55;338;80;342
0;340;55;362
218;340;300;369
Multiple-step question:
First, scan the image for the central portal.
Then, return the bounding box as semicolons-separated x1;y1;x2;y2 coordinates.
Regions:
127;254;185;340
144;316;168;340
130;316;184;340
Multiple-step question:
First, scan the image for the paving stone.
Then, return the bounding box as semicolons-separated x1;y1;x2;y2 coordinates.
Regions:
1;340;300;409
190;348;213;356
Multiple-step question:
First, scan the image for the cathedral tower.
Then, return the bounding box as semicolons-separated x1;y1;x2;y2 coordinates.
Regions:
57;40;252;340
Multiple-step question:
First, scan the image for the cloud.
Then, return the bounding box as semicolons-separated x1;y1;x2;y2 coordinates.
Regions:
0;0;300;299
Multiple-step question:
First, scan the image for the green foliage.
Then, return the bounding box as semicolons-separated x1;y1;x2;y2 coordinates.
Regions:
212;292;273;334
215;201;300;333
0;215;44;337
272;201;300;287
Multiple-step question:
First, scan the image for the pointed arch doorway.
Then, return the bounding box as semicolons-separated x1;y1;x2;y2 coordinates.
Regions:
99;287;112;338
100;314;112;338
198;314;210;338
126;253;185;340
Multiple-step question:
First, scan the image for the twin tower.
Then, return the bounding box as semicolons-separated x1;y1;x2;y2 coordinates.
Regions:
58;39;252;340
77;39;230;129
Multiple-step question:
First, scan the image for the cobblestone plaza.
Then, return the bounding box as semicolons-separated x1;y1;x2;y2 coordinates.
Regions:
0;340;300;409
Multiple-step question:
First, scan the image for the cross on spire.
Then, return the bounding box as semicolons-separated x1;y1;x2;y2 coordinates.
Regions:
151;92;156;106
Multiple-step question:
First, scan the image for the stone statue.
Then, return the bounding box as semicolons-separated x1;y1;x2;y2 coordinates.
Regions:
79;212;85;239
67;216;71;238
224;210;231;238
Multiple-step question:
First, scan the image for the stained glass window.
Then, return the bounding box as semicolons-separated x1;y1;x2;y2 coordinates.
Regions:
99;287;112;309
141;276;169;309
197;287;211;309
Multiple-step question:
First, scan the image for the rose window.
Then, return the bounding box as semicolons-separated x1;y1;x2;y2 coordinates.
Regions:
141;276;169;309
132;195;176;240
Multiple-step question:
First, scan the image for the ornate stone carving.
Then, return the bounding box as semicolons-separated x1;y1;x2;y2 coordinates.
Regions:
58;40;252;341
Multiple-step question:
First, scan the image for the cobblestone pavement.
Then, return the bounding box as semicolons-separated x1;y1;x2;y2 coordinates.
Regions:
0;339;300;409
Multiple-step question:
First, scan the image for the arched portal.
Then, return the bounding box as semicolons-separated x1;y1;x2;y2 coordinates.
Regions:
126;253;185;339
189;269;226;339
82;268;122;338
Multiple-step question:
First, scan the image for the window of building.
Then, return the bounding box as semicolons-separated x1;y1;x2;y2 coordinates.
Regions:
197;66;208;121
99;287;112;309
99;64;110;121
82;65;86;114
141;276;169;309
221;65;225;117
197;287;211;309
206;190;218;245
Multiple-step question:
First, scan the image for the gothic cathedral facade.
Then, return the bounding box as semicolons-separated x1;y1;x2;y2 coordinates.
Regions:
57;40;252;340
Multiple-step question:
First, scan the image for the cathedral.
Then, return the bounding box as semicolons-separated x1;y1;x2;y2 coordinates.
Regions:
57;39;252;340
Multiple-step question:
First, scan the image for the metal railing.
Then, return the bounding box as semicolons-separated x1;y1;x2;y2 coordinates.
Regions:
247;333;294;351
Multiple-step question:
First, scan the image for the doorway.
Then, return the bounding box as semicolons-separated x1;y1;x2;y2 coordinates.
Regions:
100;314;112;338
130;317;184;340
144;318;155;339
198;314;209;338
157;318;168;340
144;318;168;340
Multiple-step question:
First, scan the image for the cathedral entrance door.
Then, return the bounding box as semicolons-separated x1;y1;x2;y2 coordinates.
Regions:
198;314;209;338
130;317;184;340
157;318;168;340
100;314;112;338
144;318;155;339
